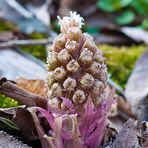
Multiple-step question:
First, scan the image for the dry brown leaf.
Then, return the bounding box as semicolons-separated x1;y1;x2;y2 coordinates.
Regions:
0;106;41;146
12;108;36;141
0;78;47;109
16;78;47;97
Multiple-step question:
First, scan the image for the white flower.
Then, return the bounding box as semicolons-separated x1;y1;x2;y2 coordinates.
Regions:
57;11;84;33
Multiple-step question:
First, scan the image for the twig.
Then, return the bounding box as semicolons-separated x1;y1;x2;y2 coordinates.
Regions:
0;38;53;48
107;75;126;99
0;78;47;109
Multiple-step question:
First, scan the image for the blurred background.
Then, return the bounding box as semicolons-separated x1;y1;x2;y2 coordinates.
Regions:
0;0;148;107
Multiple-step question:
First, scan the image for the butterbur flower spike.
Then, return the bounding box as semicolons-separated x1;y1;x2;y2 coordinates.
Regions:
47;11;107;110
29;12;115;148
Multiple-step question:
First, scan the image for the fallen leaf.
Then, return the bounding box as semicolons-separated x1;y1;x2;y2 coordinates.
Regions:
16;78;47;97
111;119;140;148
0;77;47;109
0;131;31;148
125;50;148;121
0;0;50;34
12;108;36;141
0;49;47;80
121;27;148;44
0;31;15;42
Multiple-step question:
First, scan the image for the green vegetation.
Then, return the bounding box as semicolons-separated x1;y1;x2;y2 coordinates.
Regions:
0;20;16;31
22;44;47;62
0;117;19;131
97;0;148;15
116;10;135;25
21;32;48;62
100;44;146;88
0;94;18;108
0;20;47;61
97;0;148;27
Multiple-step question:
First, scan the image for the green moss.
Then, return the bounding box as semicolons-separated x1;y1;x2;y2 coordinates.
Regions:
21;44;47;62
99;44;146;88
22;32;48;62
0;20;16;31
29;32;47;39
0;20;47;62
0;94;18;108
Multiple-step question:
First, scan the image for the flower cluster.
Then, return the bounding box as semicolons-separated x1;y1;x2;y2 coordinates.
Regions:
47;11;107;109
28;12;114;148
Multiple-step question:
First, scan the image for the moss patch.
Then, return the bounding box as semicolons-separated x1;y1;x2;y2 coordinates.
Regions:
0;94;18;108
0;20;16;31
99;44;146;88
21;32;48;62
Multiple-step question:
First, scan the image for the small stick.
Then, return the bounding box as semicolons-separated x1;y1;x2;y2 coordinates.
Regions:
0;78;47;109
107;77;126;99
0;38;53;48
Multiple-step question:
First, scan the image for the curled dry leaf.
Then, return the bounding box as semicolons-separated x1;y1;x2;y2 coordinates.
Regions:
0;106;27;123
0;131;31;148
0;106;43;145
12;108;36;141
